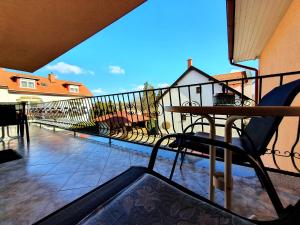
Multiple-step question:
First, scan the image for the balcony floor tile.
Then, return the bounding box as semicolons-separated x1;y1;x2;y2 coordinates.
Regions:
0;125;299;225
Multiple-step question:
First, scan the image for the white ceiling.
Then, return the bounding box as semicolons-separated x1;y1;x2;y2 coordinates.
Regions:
233;0;292;62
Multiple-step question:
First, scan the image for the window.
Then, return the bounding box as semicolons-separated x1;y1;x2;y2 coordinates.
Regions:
69;85;79;93
41;82;48;87
20;78;35;89
196;86;201;94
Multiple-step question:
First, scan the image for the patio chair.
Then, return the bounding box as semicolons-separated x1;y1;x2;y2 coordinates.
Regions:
34;134;299;225
0;103;30;142
169;79;300;175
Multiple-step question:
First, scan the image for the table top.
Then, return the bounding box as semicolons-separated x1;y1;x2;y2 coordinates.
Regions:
165;106;300;117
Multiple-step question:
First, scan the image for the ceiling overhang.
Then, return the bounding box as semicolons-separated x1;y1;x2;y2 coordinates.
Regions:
0;0;145;72
227;0;292;63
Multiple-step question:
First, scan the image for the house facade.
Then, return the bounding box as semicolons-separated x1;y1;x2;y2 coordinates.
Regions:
0;68;92;104
157;60;251;136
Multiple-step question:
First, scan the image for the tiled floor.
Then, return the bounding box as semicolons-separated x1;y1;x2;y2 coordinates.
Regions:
0;125;299;225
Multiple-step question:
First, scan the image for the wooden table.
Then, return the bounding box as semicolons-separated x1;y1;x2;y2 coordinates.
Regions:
165;106;300;209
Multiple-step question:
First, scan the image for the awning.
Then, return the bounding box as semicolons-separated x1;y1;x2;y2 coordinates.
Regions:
0;0;145;72
227;0;292;62
16;96;43;103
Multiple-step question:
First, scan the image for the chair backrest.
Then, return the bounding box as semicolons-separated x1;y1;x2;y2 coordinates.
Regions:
0;105;18;126
241;79;300;156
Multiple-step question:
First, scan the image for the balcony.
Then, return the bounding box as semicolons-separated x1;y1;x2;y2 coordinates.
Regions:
28;71;300;174
0;72;299;224
0;125;299;225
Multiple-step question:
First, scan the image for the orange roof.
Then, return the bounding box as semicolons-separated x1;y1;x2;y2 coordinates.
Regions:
95;111;150;125
0;68;92;97
213;71;246;81
213;71;247;85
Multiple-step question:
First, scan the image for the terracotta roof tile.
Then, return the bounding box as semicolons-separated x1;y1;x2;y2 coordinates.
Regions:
95;111;150;124
0;68;92;97
213;71;247;85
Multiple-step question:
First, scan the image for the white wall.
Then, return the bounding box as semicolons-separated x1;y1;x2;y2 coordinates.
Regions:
0;88;91;126
0;88;80;103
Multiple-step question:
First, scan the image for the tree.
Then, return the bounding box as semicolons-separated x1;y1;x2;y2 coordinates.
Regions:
141;82;156;114
91;100;116;117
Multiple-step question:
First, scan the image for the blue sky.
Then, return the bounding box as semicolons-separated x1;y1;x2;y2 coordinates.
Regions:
32;0;257;95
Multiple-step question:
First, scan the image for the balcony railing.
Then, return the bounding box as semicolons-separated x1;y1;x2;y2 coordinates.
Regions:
27;71;300;175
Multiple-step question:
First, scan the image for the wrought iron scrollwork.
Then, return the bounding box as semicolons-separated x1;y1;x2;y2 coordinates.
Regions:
181;101;200;117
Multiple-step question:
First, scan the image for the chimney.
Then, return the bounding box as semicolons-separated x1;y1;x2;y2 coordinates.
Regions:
187;58;192;68
48;73;56;83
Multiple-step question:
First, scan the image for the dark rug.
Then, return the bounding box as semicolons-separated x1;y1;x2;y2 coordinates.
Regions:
0;149;22;164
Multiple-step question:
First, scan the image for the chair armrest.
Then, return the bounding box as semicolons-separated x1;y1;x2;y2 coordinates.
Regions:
183;121;243;137
149;133;253;169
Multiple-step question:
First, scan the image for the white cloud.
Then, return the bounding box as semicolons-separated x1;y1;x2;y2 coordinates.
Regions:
109;65;125;75
87;70;95;75
157;83;169;88
134;84;144;91
230;69;242;73
46;62;95;75
92;88;106;94
46;62;82;74
119;88;128;93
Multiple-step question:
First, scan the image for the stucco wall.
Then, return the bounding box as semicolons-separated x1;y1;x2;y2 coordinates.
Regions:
259;0;300;172
158;70;242;136
0;88;80;103
259;0;300;75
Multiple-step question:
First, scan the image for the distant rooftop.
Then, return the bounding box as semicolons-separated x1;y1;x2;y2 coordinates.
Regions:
0;68;92;97
213;71;247;85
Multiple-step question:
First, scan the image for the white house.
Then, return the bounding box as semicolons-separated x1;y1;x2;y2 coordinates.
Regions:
0;68;92;104
157;60;252;136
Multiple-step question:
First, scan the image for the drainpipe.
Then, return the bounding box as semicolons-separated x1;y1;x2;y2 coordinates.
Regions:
226;0;259;105
229;60;259;105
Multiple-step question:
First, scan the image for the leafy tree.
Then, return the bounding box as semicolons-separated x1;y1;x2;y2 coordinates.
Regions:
141;82;156;114
91;100;116;118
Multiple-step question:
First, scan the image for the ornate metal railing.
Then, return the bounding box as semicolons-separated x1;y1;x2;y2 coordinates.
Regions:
27;71;300;175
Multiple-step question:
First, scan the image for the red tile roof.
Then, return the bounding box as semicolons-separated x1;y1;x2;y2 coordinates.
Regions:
0;68;92;97
95;111;150;125
213;71;247;85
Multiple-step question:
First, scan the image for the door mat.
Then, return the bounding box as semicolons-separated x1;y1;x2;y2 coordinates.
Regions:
0;149;22;164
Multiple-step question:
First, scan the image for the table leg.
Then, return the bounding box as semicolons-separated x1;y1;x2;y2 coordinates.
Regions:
224;136;232;209
0;126;5;141
201;115;216;202
224;115;244;209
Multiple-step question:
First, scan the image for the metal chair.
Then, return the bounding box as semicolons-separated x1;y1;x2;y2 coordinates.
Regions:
0;103;30;142
170;79;300;165
168;79;300;216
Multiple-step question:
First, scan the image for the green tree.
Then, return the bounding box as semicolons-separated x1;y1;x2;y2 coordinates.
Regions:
141;82;156;114
91;100;116;118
